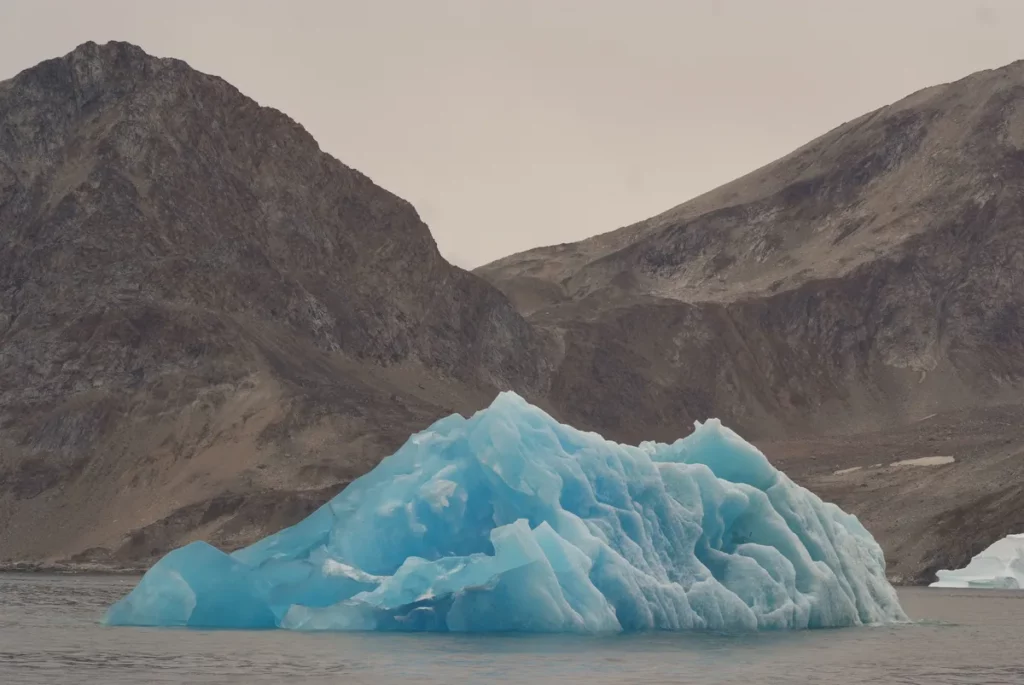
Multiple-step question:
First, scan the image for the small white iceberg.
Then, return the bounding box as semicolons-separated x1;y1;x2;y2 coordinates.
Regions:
930;534;1024;589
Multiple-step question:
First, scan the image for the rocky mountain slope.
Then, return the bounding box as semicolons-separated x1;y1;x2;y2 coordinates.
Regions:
0;41;553;567
478;60;1024;583
4;42;1024;584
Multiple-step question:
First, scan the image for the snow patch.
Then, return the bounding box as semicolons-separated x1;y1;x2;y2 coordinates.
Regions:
891;456;955;467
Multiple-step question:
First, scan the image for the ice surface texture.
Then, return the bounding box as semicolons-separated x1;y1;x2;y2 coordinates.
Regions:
930;534;1024;589
105;392;905;632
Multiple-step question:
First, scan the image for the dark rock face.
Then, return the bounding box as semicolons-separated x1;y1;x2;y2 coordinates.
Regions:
479;62;1024;582
0;41;550;565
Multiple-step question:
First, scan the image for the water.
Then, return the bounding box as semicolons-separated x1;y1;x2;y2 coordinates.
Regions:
1;574;1020;684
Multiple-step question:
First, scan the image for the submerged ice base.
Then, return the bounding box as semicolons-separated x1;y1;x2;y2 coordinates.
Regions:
930;534;1024;589
105;392;905;632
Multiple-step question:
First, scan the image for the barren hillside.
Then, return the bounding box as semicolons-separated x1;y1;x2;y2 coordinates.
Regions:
0;41;552;567
479;61;1024;582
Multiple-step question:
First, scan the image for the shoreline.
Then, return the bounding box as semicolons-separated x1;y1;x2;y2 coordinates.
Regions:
0;563;926;586
0;562;145;576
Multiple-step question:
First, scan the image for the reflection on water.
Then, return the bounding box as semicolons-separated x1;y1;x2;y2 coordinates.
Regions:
1;574;1021;684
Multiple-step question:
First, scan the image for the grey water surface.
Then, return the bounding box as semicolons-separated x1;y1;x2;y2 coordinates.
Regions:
1;573;1020;684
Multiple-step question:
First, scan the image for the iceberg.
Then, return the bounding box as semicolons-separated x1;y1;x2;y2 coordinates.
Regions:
930;534;1024;589
104;392;905;632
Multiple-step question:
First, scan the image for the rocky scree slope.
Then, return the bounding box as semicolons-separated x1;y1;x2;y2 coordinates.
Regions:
0;41;551;567
479;61;1024;583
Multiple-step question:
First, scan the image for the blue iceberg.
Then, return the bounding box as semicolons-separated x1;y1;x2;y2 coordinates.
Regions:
104;392;905;632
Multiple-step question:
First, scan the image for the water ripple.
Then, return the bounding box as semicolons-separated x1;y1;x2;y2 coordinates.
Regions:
0;575;1018;684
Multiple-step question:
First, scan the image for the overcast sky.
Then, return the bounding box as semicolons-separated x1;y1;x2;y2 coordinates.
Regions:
2;1;1023;267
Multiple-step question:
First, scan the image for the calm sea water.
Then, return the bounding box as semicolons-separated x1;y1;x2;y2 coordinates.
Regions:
0;573;1020;684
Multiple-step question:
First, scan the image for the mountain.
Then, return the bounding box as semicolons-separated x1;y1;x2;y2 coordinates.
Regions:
4;42;1024;585
479;61;1024;582
0;41;553;567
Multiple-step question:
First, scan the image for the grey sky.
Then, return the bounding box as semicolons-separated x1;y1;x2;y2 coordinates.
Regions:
1;1;1022;267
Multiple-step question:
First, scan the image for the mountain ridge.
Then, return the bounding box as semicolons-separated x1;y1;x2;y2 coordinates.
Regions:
479;55;1024;433
479;58;1024;303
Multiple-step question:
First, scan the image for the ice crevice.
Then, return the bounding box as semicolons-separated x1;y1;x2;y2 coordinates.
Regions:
104;392;906;632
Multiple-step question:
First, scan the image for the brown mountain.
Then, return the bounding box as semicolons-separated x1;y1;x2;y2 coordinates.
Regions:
479;61;1024;583
4;42;1024;584
0;41;552;567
